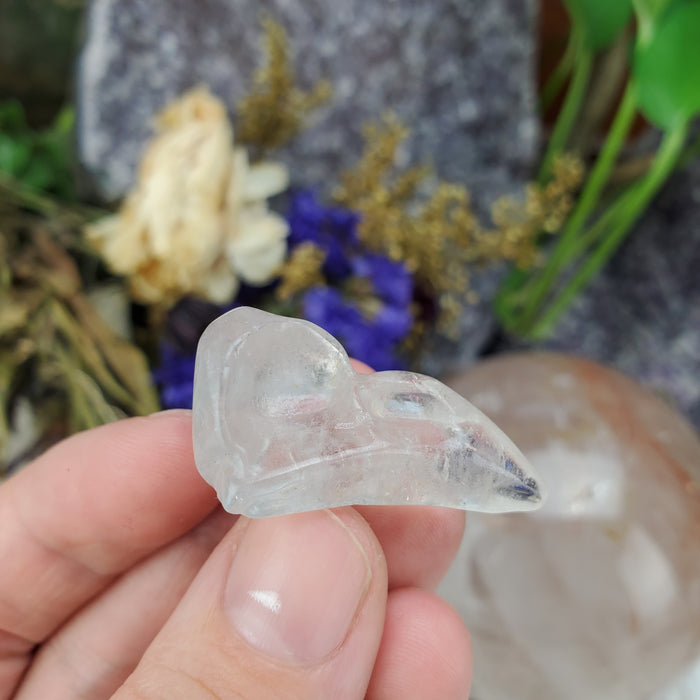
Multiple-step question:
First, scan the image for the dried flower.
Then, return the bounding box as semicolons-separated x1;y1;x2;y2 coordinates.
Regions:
276;242;326;302
334;115;584;333
278;190;414;370
303;286;412;371
237;17;331;153
86;86;290;306
285;190;361;278
0;218;159;468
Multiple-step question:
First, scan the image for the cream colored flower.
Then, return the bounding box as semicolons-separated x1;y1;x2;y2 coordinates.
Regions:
86;86;290;306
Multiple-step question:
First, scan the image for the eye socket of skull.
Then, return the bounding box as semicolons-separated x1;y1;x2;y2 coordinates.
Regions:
356;372;461;423
225;322;354;419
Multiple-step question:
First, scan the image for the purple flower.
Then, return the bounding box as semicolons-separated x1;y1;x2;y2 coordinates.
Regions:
374;304;413;343
303;286;409;371
289;192;416;370
287;190;360;278
304;286;363;336
351;253;413;308
152;345;196;409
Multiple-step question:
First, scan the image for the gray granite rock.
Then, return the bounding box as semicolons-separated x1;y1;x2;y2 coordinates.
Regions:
77;0;539;208
510;161;700;428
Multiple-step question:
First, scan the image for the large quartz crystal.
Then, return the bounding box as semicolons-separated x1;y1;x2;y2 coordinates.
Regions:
192;307;544;517
438;353;700;700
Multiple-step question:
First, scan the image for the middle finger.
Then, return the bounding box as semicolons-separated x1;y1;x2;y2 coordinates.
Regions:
358;506;465;590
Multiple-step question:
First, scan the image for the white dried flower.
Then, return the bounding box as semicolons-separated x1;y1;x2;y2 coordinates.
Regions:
86;86;290;305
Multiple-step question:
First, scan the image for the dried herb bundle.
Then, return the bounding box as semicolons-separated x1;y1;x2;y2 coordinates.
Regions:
0;178;158;472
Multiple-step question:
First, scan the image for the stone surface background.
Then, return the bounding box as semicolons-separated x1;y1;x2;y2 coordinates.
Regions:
76;0;539;206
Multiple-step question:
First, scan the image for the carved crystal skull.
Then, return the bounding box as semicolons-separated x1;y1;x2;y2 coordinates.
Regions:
192;307;545;517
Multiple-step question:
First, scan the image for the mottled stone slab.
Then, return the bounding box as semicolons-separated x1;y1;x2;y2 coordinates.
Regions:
77;0;539;205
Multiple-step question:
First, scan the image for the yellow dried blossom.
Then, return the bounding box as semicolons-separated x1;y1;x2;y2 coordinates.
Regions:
335;114;410;205
86;87;290;306
237;17;331;153
276;242;326;301
335;116;584;332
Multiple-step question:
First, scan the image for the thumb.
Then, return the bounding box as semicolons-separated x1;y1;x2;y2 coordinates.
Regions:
114;508;388;699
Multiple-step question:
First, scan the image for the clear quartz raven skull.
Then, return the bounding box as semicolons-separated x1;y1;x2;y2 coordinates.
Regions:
192;307;545;517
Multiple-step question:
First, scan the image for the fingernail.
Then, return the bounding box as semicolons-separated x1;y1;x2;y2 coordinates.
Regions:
225;510;371;663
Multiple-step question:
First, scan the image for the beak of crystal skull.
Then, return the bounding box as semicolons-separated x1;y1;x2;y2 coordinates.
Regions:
353;370;544;512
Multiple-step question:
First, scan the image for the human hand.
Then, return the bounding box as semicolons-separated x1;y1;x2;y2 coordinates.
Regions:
0;409;471;698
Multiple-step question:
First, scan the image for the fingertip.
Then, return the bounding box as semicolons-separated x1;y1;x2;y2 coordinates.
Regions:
367;588;472;699
38;410;195;478
356;506;465;590
350;358;374;374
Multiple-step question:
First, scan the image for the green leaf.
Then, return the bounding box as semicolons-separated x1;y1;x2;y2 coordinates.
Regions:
0;134;31;174
0;100;75;199
633;0;674;44
0;100;26;131
20;160;56;192
633;1;700;129
564;0;634;51
51;106;75;135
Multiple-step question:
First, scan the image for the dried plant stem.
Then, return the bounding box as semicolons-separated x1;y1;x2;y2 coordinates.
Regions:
569;29;631;153
0;361;13;451
0;174;105;226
